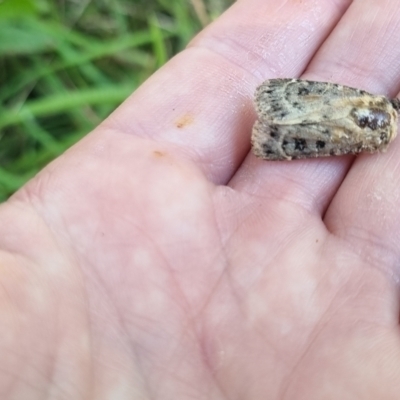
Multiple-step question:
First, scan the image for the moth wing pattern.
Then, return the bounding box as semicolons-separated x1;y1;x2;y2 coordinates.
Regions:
252;120;368;160
252;79;398;160
255;79;360;124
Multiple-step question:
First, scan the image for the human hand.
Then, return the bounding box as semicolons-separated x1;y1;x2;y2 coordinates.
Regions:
2;0;400;398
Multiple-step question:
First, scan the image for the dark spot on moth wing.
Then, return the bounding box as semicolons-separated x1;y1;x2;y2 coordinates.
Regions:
269;125;281;139
262;143;275;155
271;105;282;112
368;119;379;130
357;116;368;128
316;140;325;149
298;86;310;96
376;100;386;107
322;129;330;136
368;109;391;130
352;108;391;131
294;138;307;151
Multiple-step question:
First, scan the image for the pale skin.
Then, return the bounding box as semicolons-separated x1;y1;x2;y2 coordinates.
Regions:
2;0;400;398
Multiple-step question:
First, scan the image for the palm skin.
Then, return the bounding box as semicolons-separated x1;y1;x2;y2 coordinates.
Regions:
2;0;400;399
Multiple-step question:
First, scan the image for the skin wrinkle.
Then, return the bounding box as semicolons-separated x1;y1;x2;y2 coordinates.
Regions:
65;216;151;399
194;276;236;399
334;227;400;283
325;149;400;282
279;316;334;400
278;270;396;399
328;0;353;11
188;33;266;80
247;234;335;398
345;9;392;90
236;171;333;216
373;23;400;87
320;157;357;220
344;2;362;43
104;174;226;398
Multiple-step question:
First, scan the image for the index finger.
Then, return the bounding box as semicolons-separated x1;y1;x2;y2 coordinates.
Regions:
104;0;352;184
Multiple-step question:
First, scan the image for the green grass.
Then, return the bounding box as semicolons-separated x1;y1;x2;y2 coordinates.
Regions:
0;0;233;201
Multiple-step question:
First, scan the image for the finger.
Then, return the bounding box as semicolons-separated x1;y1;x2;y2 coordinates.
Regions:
231;0;400;216
320;2;400;275
104;0;352;184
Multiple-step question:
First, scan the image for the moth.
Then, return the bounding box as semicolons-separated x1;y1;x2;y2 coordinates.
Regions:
251;79;400;160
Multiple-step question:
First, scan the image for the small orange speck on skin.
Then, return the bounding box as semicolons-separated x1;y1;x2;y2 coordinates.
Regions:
175;114;194;129
153;150;165;157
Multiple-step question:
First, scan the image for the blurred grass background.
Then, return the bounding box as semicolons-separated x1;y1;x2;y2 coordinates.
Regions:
0;0;234;201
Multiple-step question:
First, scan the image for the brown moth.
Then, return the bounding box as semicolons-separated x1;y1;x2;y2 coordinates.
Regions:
251;79;400;160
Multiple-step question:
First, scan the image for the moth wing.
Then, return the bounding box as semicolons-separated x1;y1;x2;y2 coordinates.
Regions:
255;79;366;124
252;120;372;161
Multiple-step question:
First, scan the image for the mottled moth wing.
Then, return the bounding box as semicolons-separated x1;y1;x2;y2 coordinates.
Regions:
252;79;398;160
255;79;358;123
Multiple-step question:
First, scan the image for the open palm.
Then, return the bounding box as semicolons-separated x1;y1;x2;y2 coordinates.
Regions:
2;0;400;398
